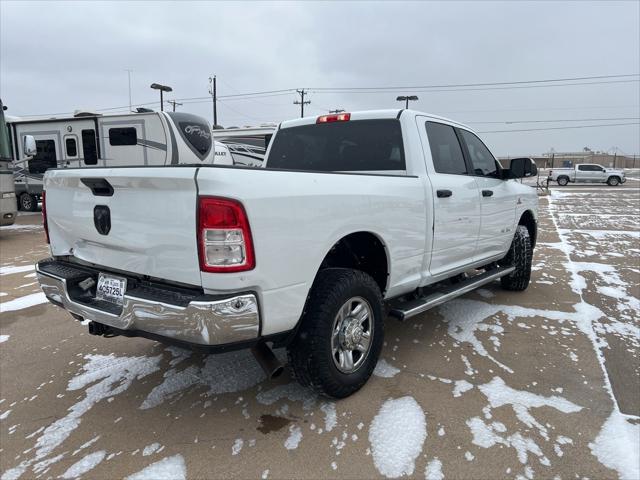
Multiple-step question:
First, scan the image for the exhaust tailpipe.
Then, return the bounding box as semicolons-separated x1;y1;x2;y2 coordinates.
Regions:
251;342;284;379
88;321;108;336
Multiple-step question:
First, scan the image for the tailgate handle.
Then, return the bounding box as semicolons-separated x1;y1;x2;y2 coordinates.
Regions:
81;178;114;197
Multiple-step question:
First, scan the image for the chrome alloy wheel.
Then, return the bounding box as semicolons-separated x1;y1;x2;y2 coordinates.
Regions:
331;296;374;374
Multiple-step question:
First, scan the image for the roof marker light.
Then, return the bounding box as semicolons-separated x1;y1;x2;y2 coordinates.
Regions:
316;113;351;124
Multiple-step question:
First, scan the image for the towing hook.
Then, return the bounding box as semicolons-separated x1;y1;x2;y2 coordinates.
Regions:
251;342;284;380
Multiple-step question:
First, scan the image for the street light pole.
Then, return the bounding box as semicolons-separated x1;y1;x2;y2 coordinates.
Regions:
209;76;217;126
396;95;418;109
150;83;173;112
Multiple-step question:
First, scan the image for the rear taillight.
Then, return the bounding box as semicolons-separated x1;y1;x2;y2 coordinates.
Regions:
197;197;255;273
317;112;351;124
42;191;50;244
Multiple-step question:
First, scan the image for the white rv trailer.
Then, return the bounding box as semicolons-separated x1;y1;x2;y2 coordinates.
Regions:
7;110;232;210
213;125;276;167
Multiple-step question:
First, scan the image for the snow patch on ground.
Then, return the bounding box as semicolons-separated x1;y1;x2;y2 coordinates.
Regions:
256;383;317;411
424;457;443;480
320;402;337;432
0;292;47;313
0;265;34;276
141;350;266;410
453;380;474;398
373;358;400;378
125;454;186;480
589;411;640;480
284;425;303;450
231;438;243;455
368;396;426;478
479;376;581;441
142;443;161;456
2;354;161;480
59;450;106;479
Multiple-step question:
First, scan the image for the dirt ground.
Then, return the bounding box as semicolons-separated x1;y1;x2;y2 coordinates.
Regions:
1;184;638;480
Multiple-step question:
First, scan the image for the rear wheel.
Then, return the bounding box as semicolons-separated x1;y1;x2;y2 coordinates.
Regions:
607;176;620;186
19;193;37;212
287;268;384;398
499;225;532;291
557;176;569;186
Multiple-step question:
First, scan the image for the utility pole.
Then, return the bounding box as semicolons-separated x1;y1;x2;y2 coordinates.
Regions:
209;76;217;126
167;100;182;112
329;109;345;114
125;69;133;112
294;89;311;118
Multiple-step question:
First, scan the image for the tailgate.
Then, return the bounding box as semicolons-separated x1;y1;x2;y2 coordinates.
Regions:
45;167;201;286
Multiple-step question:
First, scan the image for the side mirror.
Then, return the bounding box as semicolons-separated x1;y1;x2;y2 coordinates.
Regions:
509;157;537;178
23;135;37;157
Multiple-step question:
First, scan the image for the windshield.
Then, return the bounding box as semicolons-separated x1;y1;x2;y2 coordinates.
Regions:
267;119;405;172
0;99;11;162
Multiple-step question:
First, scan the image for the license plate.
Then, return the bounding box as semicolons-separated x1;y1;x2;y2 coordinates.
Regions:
96;273;127;305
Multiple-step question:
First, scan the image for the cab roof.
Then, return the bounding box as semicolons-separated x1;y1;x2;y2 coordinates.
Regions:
279;109;473;132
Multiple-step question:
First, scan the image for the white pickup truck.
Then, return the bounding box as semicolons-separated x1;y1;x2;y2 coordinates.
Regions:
36;110;538;398
548;163;626;186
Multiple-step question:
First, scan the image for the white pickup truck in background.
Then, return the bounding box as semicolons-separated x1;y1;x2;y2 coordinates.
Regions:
36;109;538;398
548;163;626;186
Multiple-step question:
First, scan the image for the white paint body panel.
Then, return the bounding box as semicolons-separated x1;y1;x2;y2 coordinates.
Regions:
44;109;538;337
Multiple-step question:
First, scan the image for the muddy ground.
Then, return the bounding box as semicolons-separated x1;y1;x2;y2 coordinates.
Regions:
1;184;638;480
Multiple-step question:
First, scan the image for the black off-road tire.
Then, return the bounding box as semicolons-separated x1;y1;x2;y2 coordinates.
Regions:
607;176;620;186
499;225;532;291
557;176;569;186
287;268;384;399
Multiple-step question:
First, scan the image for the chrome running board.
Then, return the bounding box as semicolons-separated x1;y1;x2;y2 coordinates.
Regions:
388;266;516;321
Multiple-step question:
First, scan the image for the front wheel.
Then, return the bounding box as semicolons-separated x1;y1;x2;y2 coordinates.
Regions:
287;268;384;398
607;176;620;186
499;225;532;291
557;176;569;186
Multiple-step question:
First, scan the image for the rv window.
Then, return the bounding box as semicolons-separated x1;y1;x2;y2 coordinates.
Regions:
109;127;137;146
82;129;98;165
65;138;77;157
28;140;57;174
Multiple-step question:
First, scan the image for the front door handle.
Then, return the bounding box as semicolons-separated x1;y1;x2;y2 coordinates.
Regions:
437;189;453;198
482;190;494;197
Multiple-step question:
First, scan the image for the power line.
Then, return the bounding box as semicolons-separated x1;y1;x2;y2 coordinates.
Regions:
308;73;639;91
311;79;639;95
478;122;640;133
468;117;640;124
19;73;640;118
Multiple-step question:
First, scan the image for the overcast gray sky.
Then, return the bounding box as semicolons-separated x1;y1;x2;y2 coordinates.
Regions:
1;1;639;156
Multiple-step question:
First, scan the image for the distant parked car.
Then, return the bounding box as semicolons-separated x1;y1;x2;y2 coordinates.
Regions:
548;163;626;186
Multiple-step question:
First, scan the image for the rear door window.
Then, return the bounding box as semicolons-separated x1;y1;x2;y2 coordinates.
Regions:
425;122;467;175
267;119;405;172
82;129;98;165
459;129;499;177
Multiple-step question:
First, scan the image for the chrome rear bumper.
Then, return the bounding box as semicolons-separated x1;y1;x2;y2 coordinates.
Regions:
36;259;259;347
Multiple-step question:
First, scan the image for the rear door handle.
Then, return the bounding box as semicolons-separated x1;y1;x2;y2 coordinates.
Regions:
482;190;493;197
437;189;453;198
